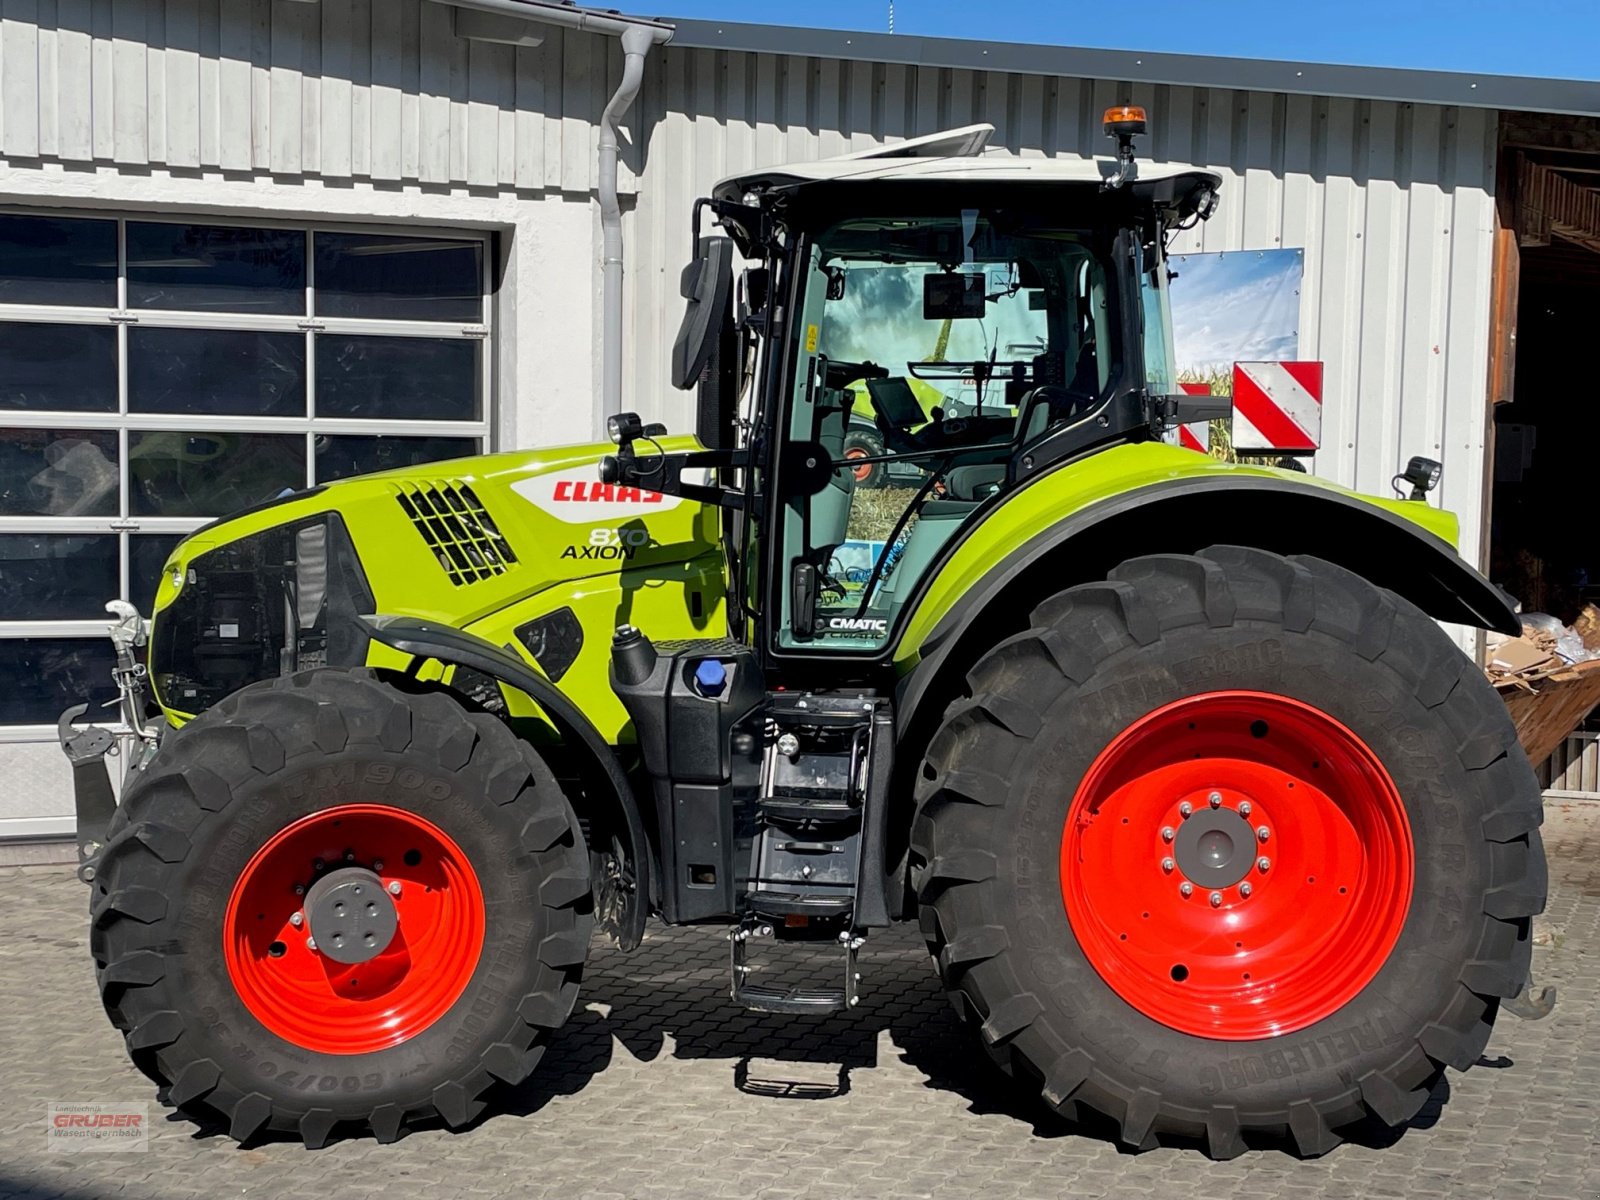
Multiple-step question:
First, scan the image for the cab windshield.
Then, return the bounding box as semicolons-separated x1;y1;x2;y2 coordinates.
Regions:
778;209;1124;651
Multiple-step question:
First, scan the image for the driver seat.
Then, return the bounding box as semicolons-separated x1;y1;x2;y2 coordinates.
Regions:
810;394;856;567
1016;340;1100;443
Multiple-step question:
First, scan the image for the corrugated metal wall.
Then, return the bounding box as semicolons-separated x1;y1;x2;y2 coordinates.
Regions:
0;3;1499;566
625;48;1500;570
0;0;632;191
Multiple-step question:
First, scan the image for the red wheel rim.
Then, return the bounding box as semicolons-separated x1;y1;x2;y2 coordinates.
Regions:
1060;691;1412;1040
844;446;873;482
224;805;485;1055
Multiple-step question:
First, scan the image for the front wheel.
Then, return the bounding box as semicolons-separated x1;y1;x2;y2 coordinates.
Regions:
911;547;1545;1157
842;425;887;489
91;669;592;1147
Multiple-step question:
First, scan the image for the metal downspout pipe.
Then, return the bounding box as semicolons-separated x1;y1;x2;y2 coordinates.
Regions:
435;2;672;430
598;24;656;428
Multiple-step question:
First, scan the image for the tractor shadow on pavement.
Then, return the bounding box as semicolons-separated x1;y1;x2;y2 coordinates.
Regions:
486;922;1457;1157
490;921;1070;1135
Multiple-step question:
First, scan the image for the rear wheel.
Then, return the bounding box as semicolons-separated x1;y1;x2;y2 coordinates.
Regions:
91;669;592;1147
911;547;1545;1157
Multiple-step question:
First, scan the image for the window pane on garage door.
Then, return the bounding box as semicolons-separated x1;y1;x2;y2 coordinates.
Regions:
0;535;120;621
0;213;490;752
0;638;119;726
314;434;480;483
129;431;305;518
128;328;307;417
0;428;119;517
316;335;480;421
0;322;117;412
0;215;117;307
126;222;307;314
314;233;483;322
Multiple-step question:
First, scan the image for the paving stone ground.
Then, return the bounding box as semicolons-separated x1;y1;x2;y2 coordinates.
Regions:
1;803;1595;1200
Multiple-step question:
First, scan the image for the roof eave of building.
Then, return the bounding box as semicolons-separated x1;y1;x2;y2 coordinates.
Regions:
658;16;1600;118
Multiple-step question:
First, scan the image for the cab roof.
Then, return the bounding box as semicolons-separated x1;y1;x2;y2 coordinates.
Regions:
712;123;1223;201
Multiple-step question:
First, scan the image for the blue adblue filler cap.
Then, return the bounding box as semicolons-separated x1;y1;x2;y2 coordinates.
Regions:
693;658;728;697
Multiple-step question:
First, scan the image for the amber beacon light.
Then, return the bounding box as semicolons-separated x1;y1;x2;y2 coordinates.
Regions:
1102;104;1148;138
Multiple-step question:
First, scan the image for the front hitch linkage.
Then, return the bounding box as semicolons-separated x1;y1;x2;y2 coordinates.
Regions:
58;601;159;884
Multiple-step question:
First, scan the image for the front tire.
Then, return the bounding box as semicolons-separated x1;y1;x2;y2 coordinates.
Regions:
911;547;1545;1157
90;669;592;1147
843;424;887;489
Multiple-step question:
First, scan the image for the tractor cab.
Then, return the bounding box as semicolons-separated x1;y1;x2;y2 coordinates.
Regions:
603;117;1226;668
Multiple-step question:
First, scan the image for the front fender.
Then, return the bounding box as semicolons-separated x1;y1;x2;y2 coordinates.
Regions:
360;615;651;950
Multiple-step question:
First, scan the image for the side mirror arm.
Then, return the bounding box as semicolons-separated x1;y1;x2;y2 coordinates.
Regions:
599;442;750;511
1149;391;1231;433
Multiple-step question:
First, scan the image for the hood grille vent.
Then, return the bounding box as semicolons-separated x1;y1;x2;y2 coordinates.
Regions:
395;482;517;586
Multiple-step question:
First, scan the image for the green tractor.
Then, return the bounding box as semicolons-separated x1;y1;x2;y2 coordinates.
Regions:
66;112;1549;1157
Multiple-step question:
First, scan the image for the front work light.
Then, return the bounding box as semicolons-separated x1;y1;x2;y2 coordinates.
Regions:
606;412;643;446
1395;455;1443;501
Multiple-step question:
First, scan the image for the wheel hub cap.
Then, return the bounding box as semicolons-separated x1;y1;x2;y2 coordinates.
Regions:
304;867;397;965
1059;691;1413;1040
1172;802;1256;890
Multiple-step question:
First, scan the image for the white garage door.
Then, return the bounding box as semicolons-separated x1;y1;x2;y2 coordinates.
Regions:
0;211;493;838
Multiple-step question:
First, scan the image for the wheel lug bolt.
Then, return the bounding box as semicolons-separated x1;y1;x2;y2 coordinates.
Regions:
1239;882;1253;898
1161;857;1175;874
345;851;355;862
1178;801;1193;818
306;936;318;952
1208;791;1222;808
1209;891;1222;908
1237;801;1252;818
1258;856;1271;872
1256;826;1271;843
372;860;383;872
313;858;325;872
293;884;305;896
1161;826;1175;842
1179;882;1194;898
388;880;402;896
289;911;304;928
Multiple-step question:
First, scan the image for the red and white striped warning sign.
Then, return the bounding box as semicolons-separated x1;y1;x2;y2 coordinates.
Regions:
1231;361;1323;453
1176;381;1212;453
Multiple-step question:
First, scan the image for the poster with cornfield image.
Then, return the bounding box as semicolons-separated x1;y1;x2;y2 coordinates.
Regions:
1169;248;1305;460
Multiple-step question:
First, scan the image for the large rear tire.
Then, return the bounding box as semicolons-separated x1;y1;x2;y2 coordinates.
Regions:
911;546;1545;1158
90;669;592;1147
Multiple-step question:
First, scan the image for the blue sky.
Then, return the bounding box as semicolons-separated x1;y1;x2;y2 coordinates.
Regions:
657;1;1599;80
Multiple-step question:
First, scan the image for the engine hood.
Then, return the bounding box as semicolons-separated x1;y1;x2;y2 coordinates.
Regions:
150;437;718;633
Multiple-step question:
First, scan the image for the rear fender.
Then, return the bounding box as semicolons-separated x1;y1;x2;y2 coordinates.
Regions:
895;472;1516;741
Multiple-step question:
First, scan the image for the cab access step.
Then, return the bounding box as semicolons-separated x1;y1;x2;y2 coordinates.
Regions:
608;627;894;1013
